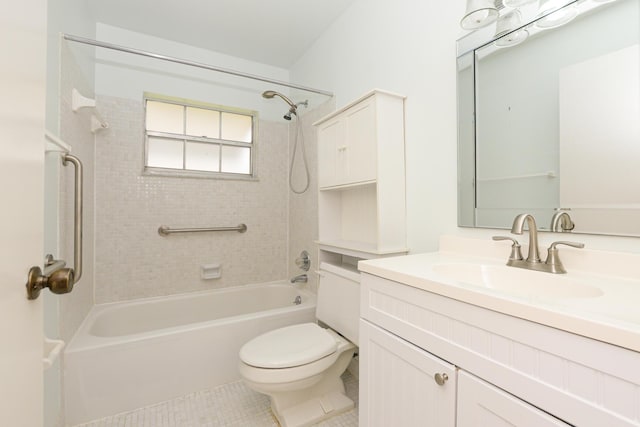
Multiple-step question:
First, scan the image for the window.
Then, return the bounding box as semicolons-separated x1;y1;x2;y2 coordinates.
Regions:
144;95;256;177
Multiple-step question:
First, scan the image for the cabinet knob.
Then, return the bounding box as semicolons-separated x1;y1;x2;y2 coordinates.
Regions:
434;373;449;386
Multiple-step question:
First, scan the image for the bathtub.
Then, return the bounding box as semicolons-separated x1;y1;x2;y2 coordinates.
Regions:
64;282;316;425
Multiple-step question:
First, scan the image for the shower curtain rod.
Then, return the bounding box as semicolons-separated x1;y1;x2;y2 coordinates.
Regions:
63;34;334;97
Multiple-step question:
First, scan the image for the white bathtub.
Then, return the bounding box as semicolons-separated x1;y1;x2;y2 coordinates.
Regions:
64;282;316;425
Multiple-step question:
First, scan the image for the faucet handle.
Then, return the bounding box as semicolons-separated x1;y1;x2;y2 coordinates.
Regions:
492;236;524;261
548;241;585;250
545;241;585;274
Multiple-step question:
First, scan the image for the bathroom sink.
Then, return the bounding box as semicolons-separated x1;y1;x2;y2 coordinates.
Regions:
432;263;604;299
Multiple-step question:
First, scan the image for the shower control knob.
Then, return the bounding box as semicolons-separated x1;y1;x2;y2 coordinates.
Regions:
434;373;449;386
295;250;311;271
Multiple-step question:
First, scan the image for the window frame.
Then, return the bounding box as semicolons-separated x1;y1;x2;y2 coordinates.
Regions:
142;93;258;180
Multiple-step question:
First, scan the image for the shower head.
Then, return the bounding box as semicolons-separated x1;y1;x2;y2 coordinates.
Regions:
262;90;308;121
261;90;296;108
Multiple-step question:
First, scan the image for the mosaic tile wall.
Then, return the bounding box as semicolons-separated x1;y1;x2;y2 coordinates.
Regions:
94;96;290;303
58;44;97;343
287;100;335;293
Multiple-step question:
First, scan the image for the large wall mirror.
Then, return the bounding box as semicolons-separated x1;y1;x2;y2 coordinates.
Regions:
457;0;639;236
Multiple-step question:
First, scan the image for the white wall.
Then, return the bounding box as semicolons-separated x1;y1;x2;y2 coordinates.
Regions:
94;24;297;122
291;0;466;253
46;0;96;133
291;0;640;255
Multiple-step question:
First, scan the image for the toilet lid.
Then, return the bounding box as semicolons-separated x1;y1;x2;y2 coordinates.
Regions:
240;323;337;369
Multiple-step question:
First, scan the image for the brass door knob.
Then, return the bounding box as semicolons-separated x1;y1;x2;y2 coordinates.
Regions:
26;266;75;300
48;268;75;295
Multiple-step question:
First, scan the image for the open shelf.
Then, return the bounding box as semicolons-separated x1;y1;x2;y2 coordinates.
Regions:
315;89;407;270
317;240;408;259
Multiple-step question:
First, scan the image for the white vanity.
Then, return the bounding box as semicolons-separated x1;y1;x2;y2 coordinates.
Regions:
358;236;640;427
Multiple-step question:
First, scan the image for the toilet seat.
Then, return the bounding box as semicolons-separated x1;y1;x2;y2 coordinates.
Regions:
240;323;337;369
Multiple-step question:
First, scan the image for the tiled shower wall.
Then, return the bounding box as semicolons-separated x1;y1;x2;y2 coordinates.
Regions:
287;100;334;293
94;96;290;303
58;44;96;343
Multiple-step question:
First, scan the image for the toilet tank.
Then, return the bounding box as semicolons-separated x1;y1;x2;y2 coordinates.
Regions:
316;262;360;346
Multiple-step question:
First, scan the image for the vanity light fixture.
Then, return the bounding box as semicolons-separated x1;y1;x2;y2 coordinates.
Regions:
495;9;530;47
502;0;537;7
461;0;499;30
495;29;530;46
536;0;578;28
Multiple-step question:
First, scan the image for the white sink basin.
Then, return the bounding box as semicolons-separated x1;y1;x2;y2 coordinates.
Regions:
432;263;604;299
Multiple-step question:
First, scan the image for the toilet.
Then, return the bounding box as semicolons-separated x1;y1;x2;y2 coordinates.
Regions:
238;266;359;427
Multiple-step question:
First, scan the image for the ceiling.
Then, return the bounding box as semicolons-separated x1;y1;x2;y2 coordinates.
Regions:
87;0;356;69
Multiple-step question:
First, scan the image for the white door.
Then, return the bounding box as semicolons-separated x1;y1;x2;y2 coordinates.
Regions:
359;320;457;427
0;1;47;426
457;371;571;427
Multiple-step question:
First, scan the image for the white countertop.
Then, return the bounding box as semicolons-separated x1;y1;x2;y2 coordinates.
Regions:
358;236;640;353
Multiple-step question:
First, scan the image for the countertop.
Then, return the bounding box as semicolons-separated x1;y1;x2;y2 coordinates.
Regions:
358;236;640;353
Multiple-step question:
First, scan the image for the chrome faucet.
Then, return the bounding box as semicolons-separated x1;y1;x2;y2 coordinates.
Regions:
494;213;584;274
550;211;575;232
290;274;308;284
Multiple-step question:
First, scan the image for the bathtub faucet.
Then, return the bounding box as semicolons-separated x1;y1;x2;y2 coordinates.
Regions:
290;274;308;284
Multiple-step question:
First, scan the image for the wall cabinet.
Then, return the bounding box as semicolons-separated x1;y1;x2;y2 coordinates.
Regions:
360;273;640;427
317;95;377;188
314;90;407;258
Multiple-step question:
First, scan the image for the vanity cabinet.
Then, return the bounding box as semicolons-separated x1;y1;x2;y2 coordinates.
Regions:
359;320;456;427
457;371;570;427
359;272;640;427
314;90;407;257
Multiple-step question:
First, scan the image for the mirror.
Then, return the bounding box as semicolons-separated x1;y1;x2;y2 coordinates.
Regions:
457;0;640;236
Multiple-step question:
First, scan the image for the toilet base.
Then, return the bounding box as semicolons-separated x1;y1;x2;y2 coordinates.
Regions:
277;390;354;427
239;326;357;427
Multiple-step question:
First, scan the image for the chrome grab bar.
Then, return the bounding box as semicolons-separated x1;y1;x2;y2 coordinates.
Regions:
26;153;84;300
158;224;247;236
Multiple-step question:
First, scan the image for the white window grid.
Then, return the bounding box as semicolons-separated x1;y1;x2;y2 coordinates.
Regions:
143;96;257;178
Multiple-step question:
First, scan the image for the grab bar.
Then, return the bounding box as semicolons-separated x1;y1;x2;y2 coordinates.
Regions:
63;154;83;281
158;224;248;236
26;153;84;300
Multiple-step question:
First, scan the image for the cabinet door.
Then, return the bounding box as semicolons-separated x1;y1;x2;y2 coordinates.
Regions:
458;371;571;427
344;97;377;184
360;320;456;427
317;118;342;188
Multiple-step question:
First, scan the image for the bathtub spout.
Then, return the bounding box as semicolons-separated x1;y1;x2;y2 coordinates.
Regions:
290;274;308;284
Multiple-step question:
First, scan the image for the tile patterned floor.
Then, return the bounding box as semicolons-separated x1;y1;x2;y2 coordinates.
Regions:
75;372;358;427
